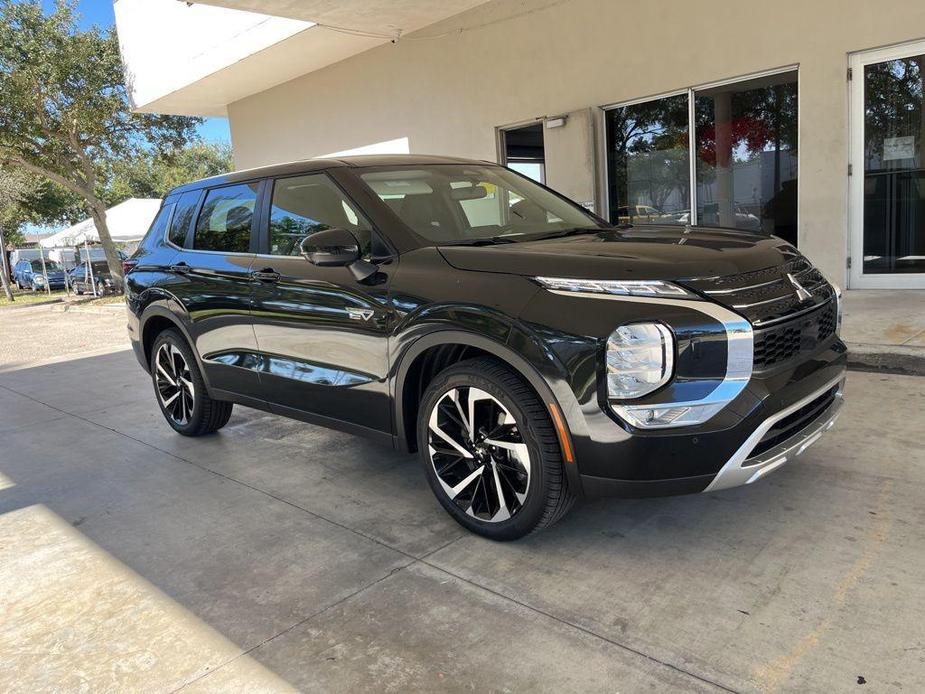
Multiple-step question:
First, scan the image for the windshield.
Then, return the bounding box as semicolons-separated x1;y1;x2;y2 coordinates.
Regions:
31;261;63;271
359;164;604;245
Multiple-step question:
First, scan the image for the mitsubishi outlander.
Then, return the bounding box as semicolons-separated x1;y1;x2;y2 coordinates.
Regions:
125;155;846;540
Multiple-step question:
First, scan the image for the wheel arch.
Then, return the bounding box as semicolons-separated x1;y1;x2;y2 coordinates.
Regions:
392;329;584;493
137;297;213;391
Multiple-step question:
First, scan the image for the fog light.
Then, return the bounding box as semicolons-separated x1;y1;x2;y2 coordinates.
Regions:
612;401;727;429
606;322;673;400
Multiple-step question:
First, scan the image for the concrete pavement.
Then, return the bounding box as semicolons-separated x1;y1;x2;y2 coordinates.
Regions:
842;289;925;374
0;319;923;692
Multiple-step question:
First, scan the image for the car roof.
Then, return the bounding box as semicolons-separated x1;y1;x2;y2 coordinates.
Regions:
167;154;494;197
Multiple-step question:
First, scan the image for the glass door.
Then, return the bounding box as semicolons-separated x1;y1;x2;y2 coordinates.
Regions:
850;41;925;287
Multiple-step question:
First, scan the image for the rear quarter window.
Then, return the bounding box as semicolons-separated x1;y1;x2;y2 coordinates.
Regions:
137;201;176;253
168;190;202;248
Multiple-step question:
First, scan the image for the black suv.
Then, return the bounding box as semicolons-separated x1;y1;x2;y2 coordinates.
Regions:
125;155;846;540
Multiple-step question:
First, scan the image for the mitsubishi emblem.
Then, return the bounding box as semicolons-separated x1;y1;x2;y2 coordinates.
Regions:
786;273;813;303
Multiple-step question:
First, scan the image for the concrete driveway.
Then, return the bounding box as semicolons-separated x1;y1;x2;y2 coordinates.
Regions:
0;310;923;693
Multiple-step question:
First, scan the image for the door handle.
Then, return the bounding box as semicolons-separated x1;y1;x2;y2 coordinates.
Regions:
169;262;190;274
251;268;280;282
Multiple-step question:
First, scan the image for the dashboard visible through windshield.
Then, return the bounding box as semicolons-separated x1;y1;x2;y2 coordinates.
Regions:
359;164;605;245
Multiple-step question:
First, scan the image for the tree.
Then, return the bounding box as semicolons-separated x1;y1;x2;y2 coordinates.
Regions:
0;168;33;301
106;141;233;203
0;0;202;288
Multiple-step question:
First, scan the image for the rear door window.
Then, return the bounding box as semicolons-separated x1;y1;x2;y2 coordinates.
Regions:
194;183;260;253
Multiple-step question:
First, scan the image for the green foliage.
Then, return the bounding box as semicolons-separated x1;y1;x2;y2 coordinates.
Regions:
0;169;35;246
106;141;233;203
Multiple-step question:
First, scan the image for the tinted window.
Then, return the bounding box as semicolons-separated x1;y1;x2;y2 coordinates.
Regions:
605;93;690;226
194;183;259;253
168;191;200;247
694;70;798;242
268;174;372;256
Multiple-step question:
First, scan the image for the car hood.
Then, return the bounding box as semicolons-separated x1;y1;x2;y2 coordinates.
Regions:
437;226;800;282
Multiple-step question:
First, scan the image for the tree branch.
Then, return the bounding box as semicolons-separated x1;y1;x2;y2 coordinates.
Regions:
0;153;94;202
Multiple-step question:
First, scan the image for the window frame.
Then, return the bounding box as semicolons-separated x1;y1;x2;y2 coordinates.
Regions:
187;179;267;256
256;170;390;260
598;65;799;233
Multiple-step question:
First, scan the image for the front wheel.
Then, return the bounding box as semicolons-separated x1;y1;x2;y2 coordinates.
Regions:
417;357;575;541
150;329;233;436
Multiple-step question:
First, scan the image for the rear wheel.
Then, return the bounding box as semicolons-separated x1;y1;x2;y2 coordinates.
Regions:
150;329;233;436
417;357;575;541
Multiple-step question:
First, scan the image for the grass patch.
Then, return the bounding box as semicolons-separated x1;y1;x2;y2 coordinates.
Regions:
0;288;66;307
84;294;125;306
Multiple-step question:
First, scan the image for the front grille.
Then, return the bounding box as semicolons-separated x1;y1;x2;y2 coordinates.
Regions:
747;385;839;460
681;256;836;326
752;301;837;370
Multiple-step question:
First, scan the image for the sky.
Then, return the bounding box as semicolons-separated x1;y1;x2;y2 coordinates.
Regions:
37;0;231;145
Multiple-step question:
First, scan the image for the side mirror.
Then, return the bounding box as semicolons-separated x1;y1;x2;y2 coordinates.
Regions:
300;228;360;267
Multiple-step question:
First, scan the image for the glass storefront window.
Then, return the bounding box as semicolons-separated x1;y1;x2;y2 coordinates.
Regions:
862;55;925;275
694;72;798;243
605;94;690;226
604;70;799;246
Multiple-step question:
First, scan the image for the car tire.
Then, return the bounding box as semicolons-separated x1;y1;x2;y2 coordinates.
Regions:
417;356;575;541
150;329;233;436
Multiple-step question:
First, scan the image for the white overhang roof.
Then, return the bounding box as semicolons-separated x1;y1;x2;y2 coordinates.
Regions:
115;0;490;117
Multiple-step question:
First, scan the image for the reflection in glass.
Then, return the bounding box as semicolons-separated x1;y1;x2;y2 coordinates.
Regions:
194;183;260;253
694;72;798;243
269;174;372;257
863;55;925;274
605;94;690;226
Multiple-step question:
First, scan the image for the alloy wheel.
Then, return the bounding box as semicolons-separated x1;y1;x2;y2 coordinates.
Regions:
154;343;196;426
427;387;531;522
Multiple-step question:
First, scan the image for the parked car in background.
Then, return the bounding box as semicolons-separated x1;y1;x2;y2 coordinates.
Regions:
11;259;66;291
615;204;662;224
125;154;846;540
68;261;116;295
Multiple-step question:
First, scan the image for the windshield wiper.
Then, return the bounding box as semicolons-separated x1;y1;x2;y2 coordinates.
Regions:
528;227;607;241
448;236;519;246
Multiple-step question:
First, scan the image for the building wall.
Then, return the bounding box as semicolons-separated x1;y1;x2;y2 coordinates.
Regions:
227;0;925;286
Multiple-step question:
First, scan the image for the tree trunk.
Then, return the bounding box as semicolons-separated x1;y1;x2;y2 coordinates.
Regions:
0;226;13;302
89;199;124;291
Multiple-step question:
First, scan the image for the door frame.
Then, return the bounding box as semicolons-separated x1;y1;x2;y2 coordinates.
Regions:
848;38;925;288
495;118;547;183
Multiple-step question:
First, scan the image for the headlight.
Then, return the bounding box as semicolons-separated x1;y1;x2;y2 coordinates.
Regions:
606;322;674;399
535;277;696;298
33;275;45;285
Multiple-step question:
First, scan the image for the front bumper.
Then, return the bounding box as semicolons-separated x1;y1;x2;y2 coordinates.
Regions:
703;373;844;492
576;346;847;497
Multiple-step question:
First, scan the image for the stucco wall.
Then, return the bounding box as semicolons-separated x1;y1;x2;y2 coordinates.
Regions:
227;0;925;286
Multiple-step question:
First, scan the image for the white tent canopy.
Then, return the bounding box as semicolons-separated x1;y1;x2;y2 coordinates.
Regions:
40;198;161;248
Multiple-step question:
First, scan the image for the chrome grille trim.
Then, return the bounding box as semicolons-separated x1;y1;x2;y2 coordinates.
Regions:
702;266;814;295
751;296;835;328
